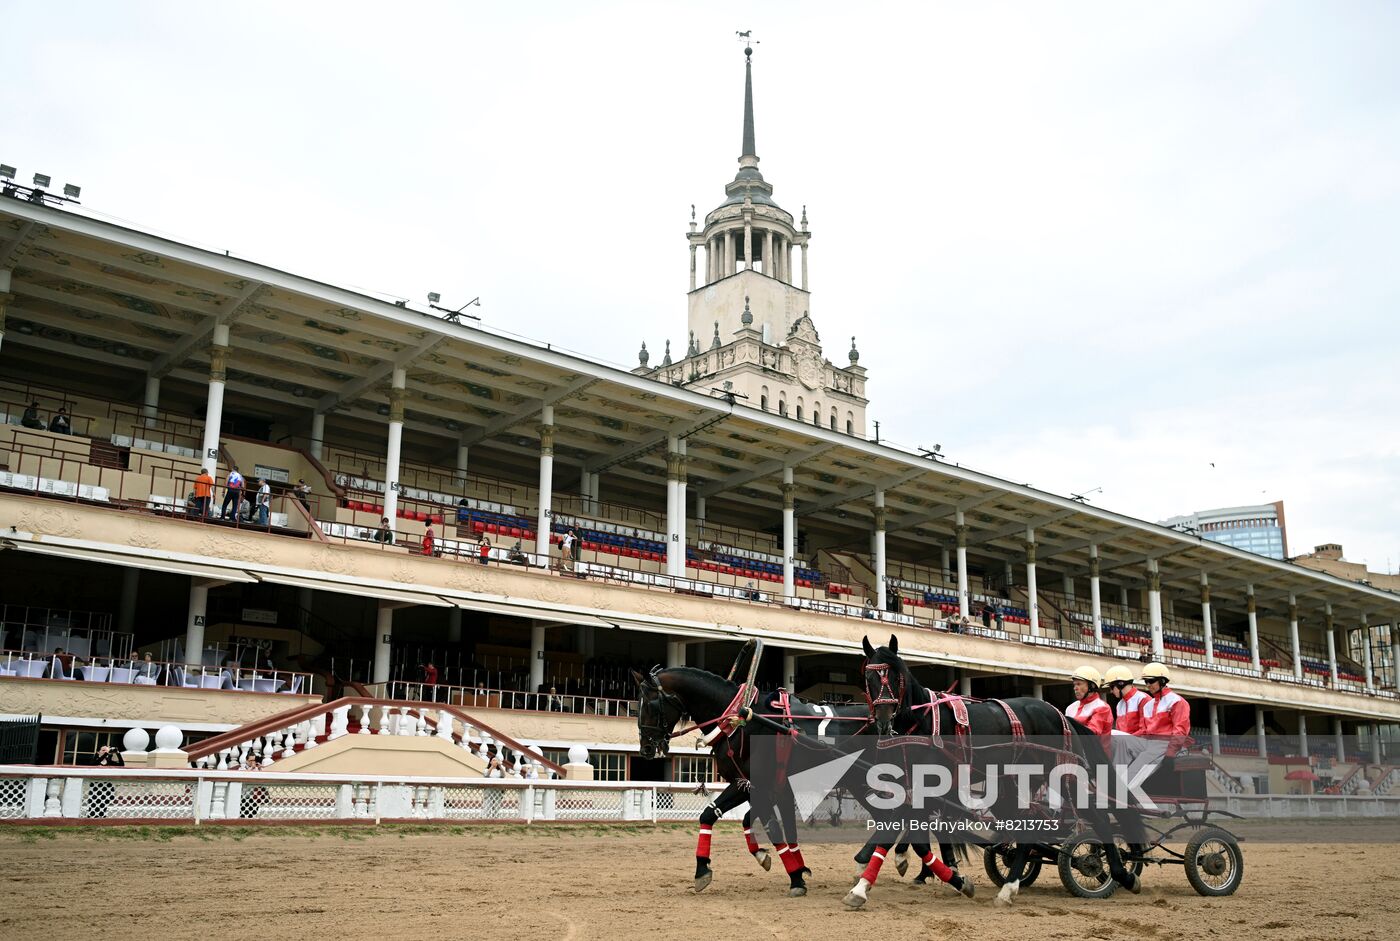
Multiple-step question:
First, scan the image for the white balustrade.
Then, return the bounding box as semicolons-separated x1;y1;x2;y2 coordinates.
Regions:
209;780;228;820
436;710;454;741
329;705;351;740
281;728;295;759
377;705;391;735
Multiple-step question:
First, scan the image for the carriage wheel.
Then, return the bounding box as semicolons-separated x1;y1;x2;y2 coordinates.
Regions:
1184;827;1244;897
983;845;1042;888
1115;835;1145;880
1056;832;1117;899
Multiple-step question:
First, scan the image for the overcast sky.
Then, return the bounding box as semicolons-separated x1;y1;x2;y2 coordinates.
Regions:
5;2;1397;571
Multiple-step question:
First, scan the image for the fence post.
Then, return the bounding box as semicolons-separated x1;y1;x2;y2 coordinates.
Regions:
652;786;658;824
60;777;82;818
24;778;47;819
524;785;535;824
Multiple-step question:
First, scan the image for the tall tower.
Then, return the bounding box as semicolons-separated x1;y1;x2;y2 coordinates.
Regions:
638;42;869;437
686;42;810;342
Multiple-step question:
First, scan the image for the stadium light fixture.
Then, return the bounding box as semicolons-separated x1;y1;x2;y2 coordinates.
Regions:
63;183;81;199
427;292;441;304
429;294;481;323
32;173;50;188
0;166;14;180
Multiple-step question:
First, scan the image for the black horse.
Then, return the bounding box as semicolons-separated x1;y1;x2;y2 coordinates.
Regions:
845;635;1143;909
636;665;921;896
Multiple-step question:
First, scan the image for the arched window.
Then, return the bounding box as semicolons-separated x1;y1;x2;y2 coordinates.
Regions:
779;397;787;417
813;401;822;426
845;412;854;435
796;405;803;421
829;413;837;430
760;385;769;412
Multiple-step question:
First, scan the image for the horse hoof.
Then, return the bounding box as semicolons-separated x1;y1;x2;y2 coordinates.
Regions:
993;894;1011;909
694;872;713;893
1123;873;1141;895
789;885;807;898
912;876;929;886
755;849;772;872
956;877;975;899
896;855;910;877
842;890;867;910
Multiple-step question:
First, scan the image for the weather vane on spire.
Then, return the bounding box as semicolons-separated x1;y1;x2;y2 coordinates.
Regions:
736;29;758;56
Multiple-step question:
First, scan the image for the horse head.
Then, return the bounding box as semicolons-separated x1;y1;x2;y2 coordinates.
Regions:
861;634;911;737
632;666;686;759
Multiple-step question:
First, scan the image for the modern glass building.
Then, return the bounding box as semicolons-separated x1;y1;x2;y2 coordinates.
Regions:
1159;501;1289;560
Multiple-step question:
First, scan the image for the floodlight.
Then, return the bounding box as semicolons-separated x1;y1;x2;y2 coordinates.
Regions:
428;292;441;304
32;173;50;188
63;183;80;199
0;166;14;181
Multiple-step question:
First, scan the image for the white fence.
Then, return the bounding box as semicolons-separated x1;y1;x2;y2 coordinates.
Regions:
0;766;733;824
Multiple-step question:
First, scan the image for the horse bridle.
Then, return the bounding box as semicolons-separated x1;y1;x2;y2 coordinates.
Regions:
637;667;687;745
862;660;905;710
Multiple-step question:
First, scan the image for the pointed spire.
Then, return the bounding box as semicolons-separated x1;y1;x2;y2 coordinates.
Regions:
849;336;860;365
711;321;722;349
741;295;753;326
638;341;649;367
661;339;672;367
741;44;757;163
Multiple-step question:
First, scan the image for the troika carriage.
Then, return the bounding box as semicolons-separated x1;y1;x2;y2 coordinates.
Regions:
634;635;1245;907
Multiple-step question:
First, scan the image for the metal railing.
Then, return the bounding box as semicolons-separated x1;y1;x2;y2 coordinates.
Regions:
0;647;315;694
0;605;128;660
368;681;638;718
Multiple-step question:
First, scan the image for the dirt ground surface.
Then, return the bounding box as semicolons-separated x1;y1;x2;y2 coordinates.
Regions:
2;823;1395;941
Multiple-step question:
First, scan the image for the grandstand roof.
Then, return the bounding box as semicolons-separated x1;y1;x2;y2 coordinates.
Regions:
2;196;1398;627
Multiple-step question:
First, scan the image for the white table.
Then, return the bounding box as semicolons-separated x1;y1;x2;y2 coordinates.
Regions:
15;661;48;678
108;667;137;684
81;666;111;682
199;673;224;690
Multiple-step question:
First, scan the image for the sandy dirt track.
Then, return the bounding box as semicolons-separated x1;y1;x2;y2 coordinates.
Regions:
1;824;1394;941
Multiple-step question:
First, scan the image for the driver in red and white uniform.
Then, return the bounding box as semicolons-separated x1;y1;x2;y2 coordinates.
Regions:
1103;664;1148;734
1064;665;1112;740
1119;662;1192;788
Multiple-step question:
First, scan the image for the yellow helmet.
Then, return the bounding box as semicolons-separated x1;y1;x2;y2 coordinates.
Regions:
1102;664;1136;685
1071;665;1102;687
1141;662;1171;684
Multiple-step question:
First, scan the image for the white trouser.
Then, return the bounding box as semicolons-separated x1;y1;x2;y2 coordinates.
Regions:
1112;733;1168;794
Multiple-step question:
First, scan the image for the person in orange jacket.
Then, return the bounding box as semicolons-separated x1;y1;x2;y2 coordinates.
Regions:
1065;665;1113;740
1103;664;1149;734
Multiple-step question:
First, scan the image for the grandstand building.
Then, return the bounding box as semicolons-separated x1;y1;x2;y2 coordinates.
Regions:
1;48;1398;787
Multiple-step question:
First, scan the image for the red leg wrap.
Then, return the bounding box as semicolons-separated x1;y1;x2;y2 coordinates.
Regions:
861;848;888;885
790;845;807;872
696;826;713;859
743;827;760;854
921;850;955;883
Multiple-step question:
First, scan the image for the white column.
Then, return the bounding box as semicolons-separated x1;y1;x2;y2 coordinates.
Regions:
529;623;545;692
695;494;707;533
665;436;681;577
1089;546;1103;647
783;651;797;693
959;674;972;698
185;581;209;668
781;466;796;600
1025;528;1039;636
1119;585;1129;608
800;242;808;290
1200;573;1214;665
665;640;684;669
117;567;139;635
381;367;407;526
447;607;462;644
373;603;393;684
142;375;161;426
873;491;887;612
744;221;753;270
1361;614;1375;692
1246;584;1261;671
1062;573;1074;598
309;411;325;461
1031;683;1044;700
955;511;969;619
1004;560;1014;590
1371;724;1382;764
1392;628;1400;693
764;229;773;276
1326;605;1339;685
455;443;469;482
1288;593;1303;680
536;404;555;559
689;242;697;291
1208;701;1221;755
1334;718;1346;764
940;547;951;585
676;440;688;575
198;323;230;473
1255;706;1268;759
1298;714;1309;758
1147;559;1164;660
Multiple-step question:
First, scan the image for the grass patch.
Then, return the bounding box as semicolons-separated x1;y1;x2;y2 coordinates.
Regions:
0;819;702;843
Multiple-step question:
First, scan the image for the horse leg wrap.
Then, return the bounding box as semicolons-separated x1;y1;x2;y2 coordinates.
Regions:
920;851;955;884
789;845;809;876
743;826;760;854
860;847;888;886
696;826;713;860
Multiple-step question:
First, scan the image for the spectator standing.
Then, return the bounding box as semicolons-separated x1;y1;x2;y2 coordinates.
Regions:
20;401;44;429
193;467;214;518
422;523;436;557
294;478;312;510
256;478;271;526
561;527;577;572
49;407;71;435
87;745;124;818
980;604;992;628
220;465;245;521
477;535;492;565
